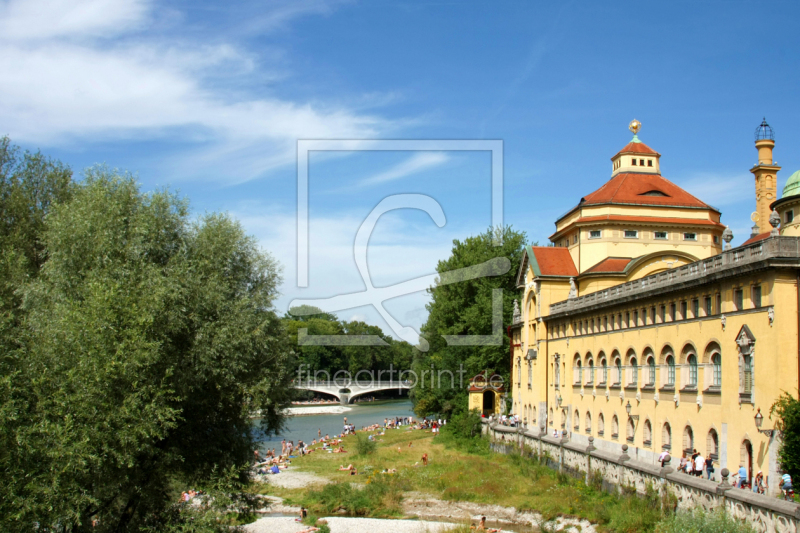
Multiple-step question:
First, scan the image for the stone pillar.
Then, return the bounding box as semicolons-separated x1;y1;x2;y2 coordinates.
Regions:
585;436;596;486
717;468;732;511
539;424;545;460
659;454;673;511
618;444;630;494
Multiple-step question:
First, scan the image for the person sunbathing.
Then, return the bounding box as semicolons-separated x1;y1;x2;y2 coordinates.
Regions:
338;464;354;471
333;446;346;453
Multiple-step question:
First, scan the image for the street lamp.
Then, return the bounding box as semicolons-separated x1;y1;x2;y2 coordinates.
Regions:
754;408;775;437
556;393;563;408
625;400;632;415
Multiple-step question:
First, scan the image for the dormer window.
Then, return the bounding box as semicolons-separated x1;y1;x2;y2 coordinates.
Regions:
631;158;637;166
640;159;645;166
648;160;653;167
641;190;668;197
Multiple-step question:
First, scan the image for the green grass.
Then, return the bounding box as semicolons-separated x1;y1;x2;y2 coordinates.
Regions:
264;423;736;532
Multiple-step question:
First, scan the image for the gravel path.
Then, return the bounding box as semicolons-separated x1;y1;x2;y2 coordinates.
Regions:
243;517;459;533
258;468;330;489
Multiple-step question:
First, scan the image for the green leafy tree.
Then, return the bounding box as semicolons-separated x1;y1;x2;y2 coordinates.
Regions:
1;167;294;531
771;391;800;481
411;226;527;418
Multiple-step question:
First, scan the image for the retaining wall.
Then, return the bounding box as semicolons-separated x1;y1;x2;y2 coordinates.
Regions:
485;421;800;533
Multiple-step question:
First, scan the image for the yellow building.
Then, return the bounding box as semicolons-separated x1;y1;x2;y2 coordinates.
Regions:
468;371;505;417
509;119;799;495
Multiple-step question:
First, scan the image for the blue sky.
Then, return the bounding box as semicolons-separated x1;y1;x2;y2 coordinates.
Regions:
3;0;800;343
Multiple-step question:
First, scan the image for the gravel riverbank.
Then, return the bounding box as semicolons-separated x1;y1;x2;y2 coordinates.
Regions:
243;516;458;533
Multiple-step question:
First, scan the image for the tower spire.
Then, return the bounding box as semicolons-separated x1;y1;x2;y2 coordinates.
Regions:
751;119;780;233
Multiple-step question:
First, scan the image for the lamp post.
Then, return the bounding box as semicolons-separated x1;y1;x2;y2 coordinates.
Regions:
754;408;775;437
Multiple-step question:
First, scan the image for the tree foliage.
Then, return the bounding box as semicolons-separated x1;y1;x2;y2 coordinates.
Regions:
771;391;800;481
0;152;294;531
411;226;527;418
283;306;415;381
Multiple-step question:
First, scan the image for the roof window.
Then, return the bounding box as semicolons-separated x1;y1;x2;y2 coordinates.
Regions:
641;190;668;197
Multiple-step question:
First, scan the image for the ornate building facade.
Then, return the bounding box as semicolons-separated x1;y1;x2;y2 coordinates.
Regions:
508;119;799;495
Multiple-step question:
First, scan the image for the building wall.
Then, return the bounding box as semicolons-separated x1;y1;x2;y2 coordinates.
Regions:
512;268;799;495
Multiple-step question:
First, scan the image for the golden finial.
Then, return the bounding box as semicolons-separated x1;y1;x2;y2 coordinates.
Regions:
629;119;642;135
751;211;760;223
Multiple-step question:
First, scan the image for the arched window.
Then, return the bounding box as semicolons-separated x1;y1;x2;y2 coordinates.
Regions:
560;409;566;429
615;358;622;384
707;429;719;460
643;419;652;446
574;409;580;431
711;353;721;387
598;413;605;435
666;355;676;385
688;354;698;387
630;357;638;386
575;359;582;385
626;417;635;442
662;423;672;451
611;415;619;438
647;357;656;385
683;425;694;454
601;358;608;384
587;358;594;384
585;412;592;434
549;407;554;427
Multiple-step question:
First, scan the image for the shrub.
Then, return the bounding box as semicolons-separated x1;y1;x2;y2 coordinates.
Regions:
655;508;756;533
356;433;377;456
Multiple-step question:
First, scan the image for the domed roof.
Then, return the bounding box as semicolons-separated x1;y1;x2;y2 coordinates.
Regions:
782;170;800;199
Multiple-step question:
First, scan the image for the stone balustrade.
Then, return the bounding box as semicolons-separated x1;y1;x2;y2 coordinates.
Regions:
485;420;800;533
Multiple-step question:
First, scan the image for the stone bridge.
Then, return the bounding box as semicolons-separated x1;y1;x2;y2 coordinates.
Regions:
293;380;411;405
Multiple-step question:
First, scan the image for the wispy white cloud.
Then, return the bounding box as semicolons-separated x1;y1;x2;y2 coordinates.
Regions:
357;152;449;187
0;0;394;183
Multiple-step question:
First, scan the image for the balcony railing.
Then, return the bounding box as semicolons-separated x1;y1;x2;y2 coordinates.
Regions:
549;236;800;317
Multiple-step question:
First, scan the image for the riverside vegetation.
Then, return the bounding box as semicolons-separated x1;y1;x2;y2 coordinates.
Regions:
260;411;757;533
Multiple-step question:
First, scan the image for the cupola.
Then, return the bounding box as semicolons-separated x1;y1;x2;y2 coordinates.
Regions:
610;119;661;177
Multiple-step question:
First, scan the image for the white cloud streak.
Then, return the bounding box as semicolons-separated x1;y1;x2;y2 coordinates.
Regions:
0;0;393;183
357;152;449;187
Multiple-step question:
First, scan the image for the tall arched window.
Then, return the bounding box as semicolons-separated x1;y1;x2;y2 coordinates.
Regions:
711;353;721;387
663;423;672;451
688;354;698;387
575;359;582;385
574;409;580;430
549;408;554;427
643;419;652;445
626;417;635;442
585;412;592;433
666;355;676;385
598;413;605;435
647;356;656;385
601;358;608;384
615;358;622;384
683;425;694;454
707;429;719;460
630;357;638;386
611;415;619;438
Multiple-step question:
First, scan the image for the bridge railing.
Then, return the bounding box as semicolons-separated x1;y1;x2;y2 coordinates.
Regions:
294;380;412;388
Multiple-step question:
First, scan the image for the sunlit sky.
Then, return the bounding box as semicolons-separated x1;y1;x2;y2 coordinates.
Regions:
3;0;800;342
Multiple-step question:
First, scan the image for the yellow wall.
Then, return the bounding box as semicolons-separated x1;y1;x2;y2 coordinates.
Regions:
511;268;798;493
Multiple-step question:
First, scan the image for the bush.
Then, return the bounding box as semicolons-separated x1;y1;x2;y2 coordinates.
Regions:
298;476;408;517
356;433;377;456
655;508;756;533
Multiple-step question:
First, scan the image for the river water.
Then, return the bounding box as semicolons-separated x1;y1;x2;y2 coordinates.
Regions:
254;399;415;453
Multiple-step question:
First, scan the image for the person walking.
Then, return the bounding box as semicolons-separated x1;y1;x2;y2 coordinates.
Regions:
704;456;714;480
693;451;705;477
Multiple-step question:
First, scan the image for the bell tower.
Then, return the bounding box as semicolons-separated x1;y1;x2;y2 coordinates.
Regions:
750;119;781;232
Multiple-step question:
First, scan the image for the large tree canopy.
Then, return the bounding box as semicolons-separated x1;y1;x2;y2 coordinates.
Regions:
411;227;527;418
0;158;294;531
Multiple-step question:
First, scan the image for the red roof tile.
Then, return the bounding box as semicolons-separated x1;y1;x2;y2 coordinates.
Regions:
584;257;633;274
614;141;660;156
529;246;578;277
578;173;715;210
740;232;770;247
